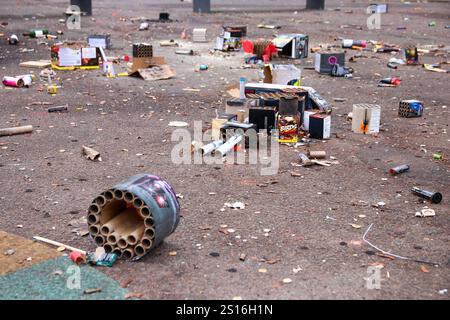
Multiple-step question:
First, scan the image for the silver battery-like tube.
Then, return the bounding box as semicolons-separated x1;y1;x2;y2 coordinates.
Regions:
215;134;243;157
201;140;223;155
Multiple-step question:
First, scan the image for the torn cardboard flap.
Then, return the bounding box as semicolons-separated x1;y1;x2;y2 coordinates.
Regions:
127;56;166;75
127;55;175;80
135;65;176;81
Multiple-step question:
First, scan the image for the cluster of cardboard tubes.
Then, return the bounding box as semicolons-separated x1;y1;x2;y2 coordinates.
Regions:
87;189;155;260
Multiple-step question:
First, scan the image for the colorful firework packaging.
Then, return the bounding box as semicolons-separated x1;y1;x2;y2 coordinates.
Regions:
399;100;423;118
277;96;301;143
277;116;299;143
404;47;419;65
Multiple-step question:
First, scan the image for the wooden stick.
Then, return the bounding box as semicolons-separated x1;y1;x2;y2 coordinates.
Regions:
311;160;331;167
0;125;33;137
33;236;86;255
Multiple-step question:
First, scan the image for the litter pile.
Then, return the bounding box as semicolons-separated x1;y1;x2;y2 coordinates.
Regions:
87;174;180;260
0;2;448;300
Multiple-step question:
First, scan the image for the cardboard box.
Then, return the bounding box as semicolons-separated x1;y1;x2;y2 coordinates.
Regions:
314;52;345;74
249;106;277;133
215;36;242;51
128;56;166;74
51;41;99;70
272;34;309;59
399;100;423;118
309;114;331;139
263;64;301;86
193;28;207;42
214;26;246;51
303;110;320;131
352;104;381;134
368;4;388;14
133;43;153;58
212;114;237;140
87;34;112;49
244;83;332;113
223;25;247;37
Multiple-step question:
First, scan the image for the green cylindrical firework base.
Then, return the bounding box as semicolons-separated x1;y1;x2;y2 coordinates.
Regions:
87;174;180;260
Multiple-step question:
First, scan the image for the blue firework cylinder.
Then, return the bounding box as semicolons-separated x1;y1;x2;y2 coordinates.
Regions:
113;173;180;248
399;100;423;118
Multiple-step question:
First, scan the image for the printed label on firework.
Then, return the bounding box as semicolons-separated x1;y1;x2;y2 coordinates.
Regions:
278;120;298;143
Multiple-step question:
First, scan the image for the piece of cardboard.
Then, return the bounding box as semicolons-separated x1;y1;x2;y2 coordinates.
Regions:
19;60;52;68
160;40;178;47
193;28;207;42
128;56;166;75
135;65;176;81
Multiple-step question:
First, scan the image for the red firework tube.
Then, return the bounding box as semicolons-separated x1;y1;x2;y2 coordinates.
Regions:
381;77;401;86
389;164;410;175
69;251;86;265
2;76;24;88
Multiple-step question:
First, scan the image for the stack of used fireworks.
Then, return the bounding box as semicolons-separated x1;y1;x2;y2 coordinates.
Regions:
132;43;153;58
399;100;423;118
87;174;180;260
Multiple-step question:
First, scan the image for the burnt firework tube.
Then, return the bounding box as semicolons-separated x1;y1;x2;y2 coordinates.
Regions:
389;164;410;175
215;134;243;157
201;140;223;155
87;174;180;260
411;187;442;204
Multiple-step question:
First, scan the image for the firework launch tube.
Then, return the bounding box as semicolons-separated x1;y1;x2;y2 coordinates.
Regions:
215;134;243;157
87;174;180;259
411;187;442;204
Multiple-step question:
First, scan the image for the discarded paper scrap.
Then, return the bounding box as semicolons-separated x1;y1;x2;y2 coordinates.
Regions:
82;146;102;161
